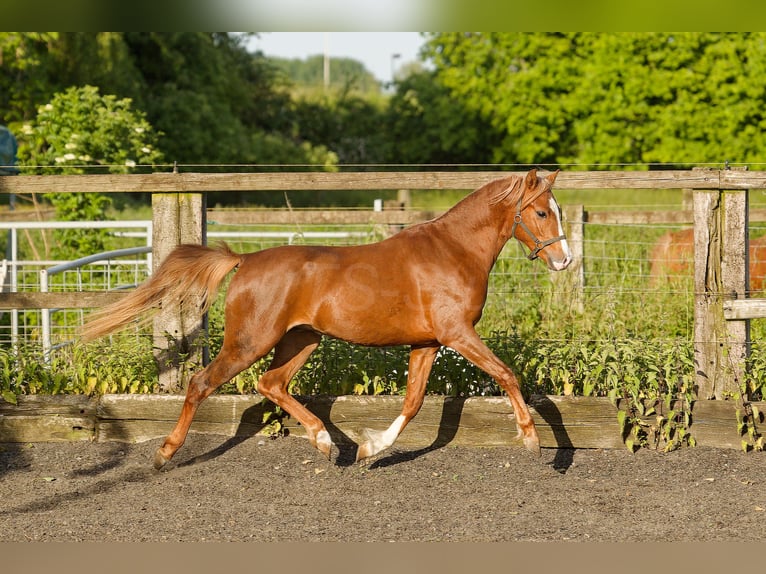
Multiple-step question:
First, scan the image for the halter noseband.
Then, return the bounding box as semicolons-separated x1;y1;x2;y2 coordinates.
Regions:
510;183;567;261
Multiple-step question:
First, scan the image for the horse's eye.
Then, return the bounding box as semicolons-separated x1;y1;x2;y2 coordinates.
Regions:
536;210;547;218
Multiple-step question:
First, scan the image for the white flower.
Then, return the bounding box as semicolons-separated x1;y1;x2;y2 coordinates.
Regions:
44;104;53;111
125;159;136;168
65;143;77;150
21;124;33;135
63;153;76;161
141;146;151;154
54;156;66;163
78;155;92;162
134;127;145;134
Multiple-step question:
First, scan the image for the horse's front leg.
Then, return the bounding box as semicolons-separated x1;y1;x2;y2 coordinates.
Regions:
444;330;540;456
356;345;439;462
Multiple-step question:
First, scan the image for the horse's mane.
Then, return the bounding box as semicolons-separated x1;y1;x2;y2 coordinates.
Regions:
488;173;554;209
431;173;545;227
486;175;524;206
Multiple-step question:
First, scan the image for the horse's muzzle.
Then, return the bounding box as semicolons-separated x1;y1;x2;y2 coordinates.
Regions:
548;253;572;271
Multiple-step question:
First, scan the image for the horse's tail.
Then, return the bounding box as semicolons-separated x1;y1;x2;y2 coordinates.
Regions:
80;242;242;342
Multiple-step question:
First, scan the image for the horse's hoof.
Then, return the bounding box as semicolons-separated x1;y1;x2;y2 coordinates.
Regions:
315;430;334;460
523;435;541;457
153;450;170;470
355;442;372;463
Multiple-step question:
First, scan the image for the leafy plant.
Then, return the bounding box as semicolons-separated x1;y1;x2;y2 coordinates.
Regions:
15;85;163;259
733;385;764;453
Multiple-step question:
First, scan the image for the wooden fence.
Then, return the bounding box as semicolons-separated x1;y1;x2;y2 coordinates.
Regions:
2;393;764;450
1;169;765;400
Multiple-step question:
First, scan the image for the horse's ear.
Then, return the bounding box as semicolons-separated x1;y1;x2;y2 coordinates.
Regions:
546;169;560;184
525;168;537;187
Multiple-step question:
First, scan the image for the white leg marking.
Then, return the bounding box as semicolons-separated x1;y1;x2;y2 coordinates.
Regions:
316;430;333;451
380;415;407;448
363;415;407;458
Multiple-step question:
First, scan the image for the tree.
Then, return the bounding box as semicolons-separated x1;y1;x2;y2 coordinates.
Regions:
423;32;766;168
270;55;381;93
114;33;281;165
2;33;336;178
383;69;499;166
291;89;388;166
15;85;163;258
0;33;60;125
423;33;580;165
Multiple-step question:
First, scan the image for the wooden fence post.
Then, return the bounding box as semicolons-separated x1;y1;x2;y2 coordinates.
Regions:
693;181;749;399
555;204;584;313
152;192;207;393
721;185;750;395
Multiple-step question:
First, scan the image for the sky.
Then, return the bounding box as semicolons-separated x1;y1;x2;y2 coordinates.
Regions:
248;32;427;84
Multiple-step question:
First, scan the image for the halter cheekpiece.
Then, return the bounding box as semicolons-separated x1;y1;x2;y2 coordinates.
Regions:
510;182;567;261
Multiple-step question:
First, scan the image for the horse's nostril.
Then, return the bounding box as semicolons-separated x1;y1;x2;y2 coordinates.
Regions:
552;255;572;271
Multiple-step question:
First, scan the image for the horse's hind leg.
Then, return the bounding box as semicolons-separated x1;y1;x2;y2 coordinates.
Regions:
255;329;334;457
154;342;272;470
356;345;439;462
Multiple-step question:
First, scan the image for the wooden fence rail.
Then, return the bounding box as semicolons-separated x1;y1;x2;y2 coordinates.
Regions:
2;168;766;196
1;393;762;451
2;169;765;398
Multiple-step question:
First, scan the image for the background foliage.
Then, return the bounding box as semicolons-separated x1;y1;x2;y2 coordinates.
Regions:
5;32;766;184
15;85;163;258
423;32;766;167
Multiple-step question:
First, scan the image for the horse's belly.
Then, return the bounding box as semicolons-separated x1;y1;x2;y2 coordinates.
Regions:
309;301;436;347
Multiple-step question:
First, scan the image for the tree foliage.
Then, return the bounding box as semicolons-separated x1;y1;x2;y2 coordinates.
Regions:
383;69;499;166
15;85;163;257
4;32;766;210
291;90;387;166
0;32;336;170
270;54;381;93
423;32;766;168
0;33;60;125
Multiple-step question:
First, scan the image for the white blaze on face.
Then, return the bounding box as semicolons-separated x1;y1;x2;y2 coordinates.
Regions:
549;196;572;270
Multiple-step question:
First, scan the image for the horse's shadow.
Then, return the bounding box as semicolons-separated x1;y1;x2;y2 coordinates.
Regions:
176;395;466;469
530;395;575;473
368;395;576;472
175;399;283;468
177;394;576;473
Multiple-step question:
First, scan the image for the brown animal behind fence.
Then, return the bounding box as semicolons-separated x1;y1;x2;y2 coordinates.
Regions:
649;227;766;292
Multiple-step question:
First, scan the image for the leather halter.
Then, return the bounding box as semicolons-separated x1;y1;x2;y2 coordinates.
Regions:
510;183;567;261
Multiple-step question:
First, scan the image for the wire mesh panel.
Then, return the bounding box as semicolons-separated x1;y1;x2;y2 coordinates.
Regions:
0;221;152;348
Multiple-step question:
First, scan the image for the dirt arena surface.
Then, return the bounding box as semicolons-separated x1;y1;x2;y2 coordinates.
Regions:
1;434;765;542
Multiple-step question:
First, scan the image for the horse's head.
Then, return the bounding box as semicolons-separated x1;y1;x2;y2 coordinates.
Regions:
510;169;572;271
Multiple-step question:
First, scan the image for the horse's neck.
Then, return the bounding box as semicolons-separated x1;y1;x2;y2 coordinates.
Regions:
432;190;512;270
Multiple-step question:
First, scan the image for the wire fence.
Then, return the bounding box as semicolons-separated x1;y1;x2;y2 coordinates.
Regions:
3;204;765;354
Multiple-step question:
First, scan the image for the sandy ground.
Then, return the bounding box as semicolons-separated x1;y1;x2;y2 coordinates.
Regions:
1;434;765;542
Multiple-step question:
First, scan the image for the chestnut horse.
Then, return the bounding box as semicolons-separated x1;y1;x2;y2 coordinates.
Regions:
82;169;572;469
649;227;766;292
